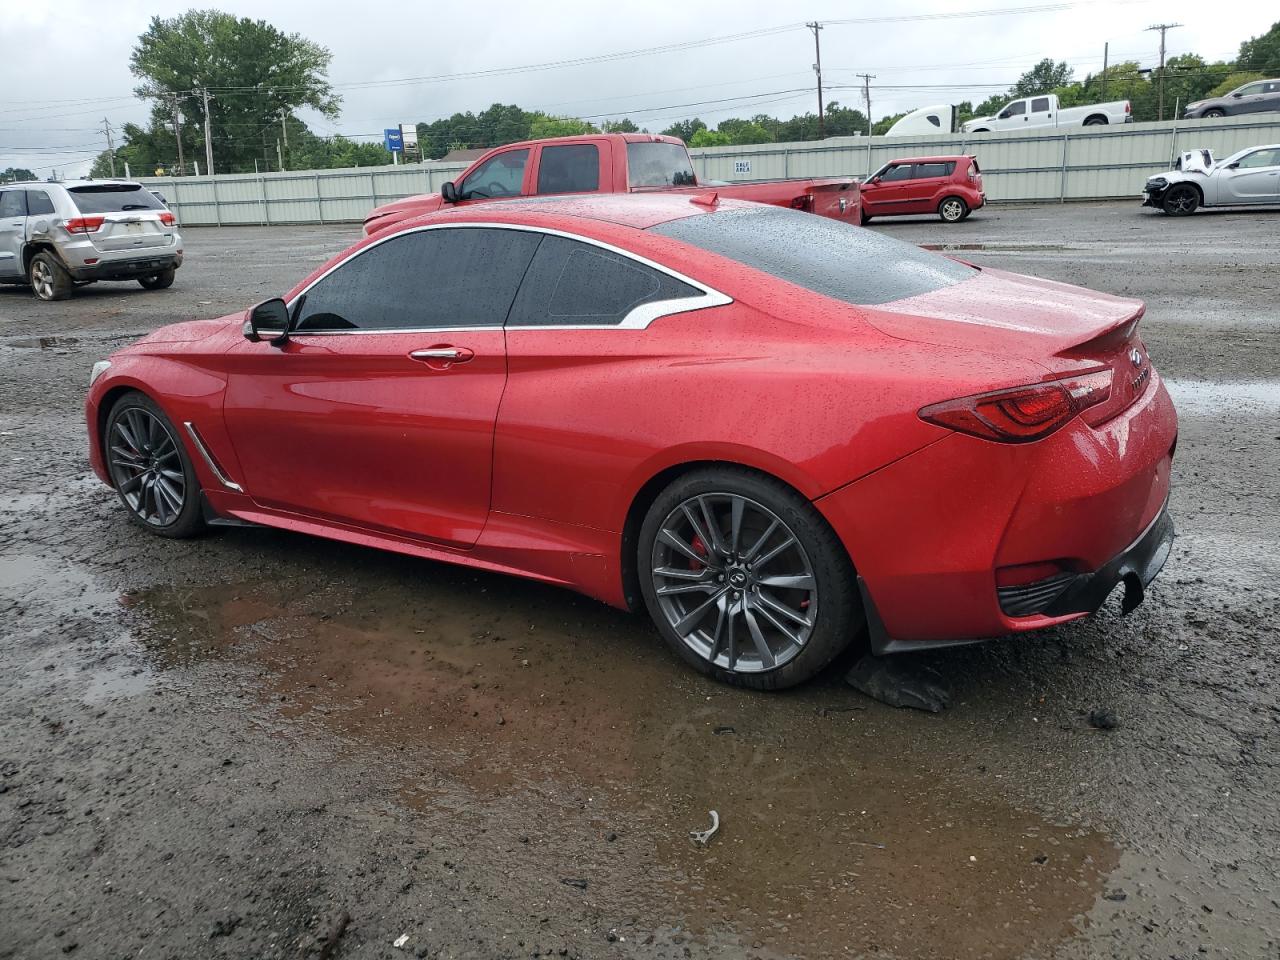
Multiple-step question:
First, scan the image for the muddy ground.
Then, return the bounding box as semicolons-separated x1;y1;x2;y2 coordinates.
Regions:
1;202;1278;960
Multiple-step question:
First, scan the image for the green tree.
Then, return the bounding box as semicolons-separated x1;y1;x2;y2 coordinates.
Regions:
688;128;732;147
601;118;639;133
1011;59;1074;97
528;115;598;139
717;118;773;144
872;113;907;135
1238;19;1280;74
660;118;707;142
130;9;338;174
417;103;534;157
0;167;37;183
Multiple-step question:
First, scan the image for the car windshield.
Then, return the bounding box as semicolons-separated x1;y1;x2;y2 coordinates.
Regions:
651;205;973;306
628;142;697;188
68;184;166;214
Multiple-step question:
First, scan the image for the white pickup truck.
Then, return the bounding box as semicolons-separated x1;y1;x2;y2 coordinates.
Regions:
962;93;1131;133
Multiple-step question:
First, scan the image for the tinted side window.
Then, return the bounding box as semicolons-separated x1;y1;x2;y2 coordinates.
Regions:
460;149;529;199
294;228;541;332
1002;100;1026;117
0;191;27;217
915;162;955;179
26;191;55;215
880;164;914;182
1031;97;1051;112
507;235;702;327
537;144;600;194
1237;148;1280;168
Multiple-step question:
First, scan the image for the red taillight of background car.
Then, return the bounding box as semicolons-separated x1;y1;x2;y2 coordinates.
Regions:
159;211;177;226
919;370;1113;443
65;216;105;234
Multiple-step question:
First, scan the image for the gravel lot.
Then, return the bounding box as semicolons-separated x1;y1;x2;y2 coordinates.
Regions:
2;201;1278;960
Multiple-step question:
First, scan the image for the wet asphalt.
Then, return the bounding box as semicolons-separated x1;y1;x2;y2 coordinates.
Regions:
1;201;1278;960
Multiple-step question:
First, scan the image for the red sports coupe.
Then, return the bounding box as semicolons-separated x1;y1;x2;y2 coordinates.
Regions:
86;194;1177;689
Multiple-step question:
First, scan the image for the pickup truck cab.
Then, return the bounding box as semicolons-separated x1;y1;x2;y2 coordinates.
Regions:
363;133;859;236
962;94;1131;133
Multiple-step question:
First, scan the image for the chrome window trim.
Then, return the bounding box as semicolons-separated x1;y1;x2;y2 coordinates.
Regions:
183;421;244;493
285;221;732;335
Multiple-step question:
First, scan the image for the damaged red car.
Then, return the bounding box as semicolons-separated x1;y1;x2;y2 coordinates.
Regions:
86;194;1177;689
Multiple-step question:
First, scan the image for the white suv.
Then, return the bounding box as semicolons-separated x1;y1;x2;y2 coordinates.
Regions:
0;179;183;301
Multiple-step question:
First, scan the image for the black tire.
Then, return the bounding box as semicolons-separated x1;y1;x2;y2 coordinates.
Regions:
104;392;205;539
971;128;990;133
637;466;860;691
1162;183;1200;217
1083;116;1107;126
138;267;176;290
859;210;873;225
28;251;73;301
1203;109;1225;119
938;196;968;223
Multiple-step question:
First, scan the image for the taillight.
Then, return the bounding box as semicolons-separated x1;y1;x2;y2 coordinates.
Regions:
65;216;105;234
919;370;1113;443
790;194;813;211
159;211;177;226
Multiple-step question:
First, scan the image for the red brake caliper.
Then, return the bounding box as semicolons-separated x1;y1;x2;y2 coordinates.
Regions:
689;535;708;571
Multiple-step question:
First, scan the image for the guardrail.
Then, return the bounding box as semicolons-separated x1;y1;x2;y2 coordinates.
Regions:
138;114;1280;226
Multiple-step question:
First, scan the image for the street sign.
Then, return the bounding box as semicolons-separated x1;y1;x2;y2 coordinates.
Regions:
400;123;418;149
383;128;404;152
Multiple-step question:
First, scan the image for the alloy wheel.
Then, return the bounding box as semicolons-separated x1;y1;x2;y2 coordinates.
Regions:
30;260;54;300
107;407;187;527
650;493;817;673
941;198;965;222
1166;188;1197;215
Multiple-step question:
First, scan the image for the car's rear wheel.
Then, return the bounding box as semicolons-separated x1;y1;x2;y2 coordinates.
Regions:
105;392;204;538
1083;116;1107;126
638;467;859;690
28;252;73;301
1162;184;1200;216
938;196;968;223
138;267;176;290
1203;109;1225;119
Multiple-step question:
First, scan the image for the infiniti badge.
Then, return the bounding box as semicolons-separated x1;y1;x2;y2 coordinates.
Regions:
1129;347;1143;368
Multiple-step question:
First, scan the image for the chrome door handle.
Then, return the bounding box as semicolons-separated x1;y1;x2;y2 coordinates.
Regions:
411;348;464;359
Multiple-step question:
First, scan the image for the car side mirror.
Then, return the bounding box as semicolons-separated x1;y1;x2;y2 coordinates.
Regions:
243;298;290;346
1231;92;1241;98
1226;161;1240;169
870;176;881;184
441;180;458;203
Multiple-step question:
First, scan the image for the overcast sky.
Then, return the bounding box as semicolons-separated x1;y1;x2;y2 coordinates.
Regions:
1;0;1273;177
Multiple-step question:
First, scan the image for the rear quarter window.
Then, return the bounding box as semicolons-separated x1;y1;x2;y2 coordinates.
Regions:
68;185;165;214
651;206;973;307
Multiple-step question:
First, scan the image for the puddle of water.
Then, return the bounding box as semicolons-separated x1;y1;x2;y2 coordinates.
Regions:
0;555;120;614
136;575;1118;959
1164;379;1280;416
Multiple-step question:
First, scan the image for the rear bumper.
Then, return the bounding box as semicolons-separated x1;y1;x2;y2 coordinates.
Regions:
70;252;181;281
816;374;1178;651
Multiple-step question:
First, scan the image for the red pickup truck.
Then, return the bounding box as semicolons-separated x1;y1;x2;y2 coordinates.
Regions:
362;133;859;236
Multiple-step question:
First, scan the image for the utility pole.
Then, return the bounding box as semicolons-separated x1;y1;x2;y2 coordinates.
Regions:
172;94;185;177
1101;42;1109;101
857;73;876;137
277;139;283;173
199;85;215;176
100;118;116;177
806;22;824;140
279;109;289;171
1146;23;1182;121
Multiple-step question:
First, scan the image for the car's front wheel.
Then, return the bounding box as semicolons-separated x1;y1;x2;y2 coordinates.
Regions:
1203;109;1225;119
105;392;204;538
1162;184;1200;216
138;267;176;290
638;467;860;690
938;196;968;223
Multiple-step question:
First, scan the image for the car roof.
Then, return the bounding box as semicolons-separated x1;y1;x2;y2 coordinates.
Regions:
887;155;972;165
399;192;746;232
0;179;144;190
